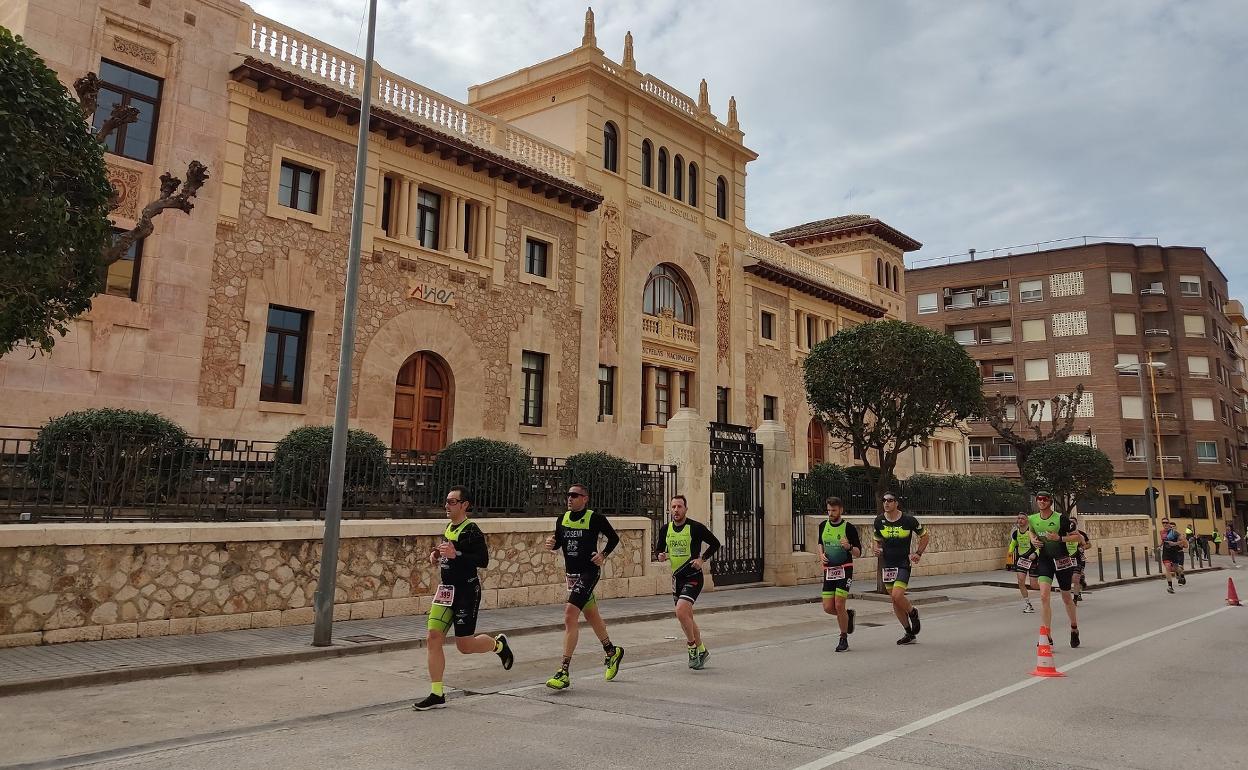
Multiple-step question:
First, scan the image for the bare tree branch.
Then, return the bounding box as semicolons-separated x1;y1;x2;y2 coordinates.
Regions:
985;383;1085;473
73;73;101;119
102;161;210;265
95;103;139;142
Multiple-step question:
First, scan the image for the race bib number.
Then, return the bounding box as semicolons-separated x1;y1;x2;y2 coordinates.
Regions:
1054;556;1076;570
824;566;846;581
566;574;581;592
432;584;455;606
882;567;899;582
1015;557;1033;570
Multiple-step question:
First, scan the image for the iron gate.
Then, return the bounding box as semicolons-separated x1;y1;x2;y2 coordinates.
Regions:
709;422;764;585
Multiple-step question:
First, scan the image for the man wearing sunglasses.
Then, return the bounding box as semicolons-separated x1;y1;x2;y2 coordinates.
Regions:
1161;519;1187;593
872;493;928;645
544;483;624;689
413;486;515;711
1027;491;1084;648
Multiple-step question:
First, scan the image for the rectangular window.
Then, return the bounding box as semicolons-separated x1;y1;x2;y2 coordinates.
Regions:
417;189;441;249
806;315;817;348
278;161;320;213
93;60;162;163
1019;280;1043;303
1026;400;1053;423
1192;397;1214;422
1116;352;1140;370
655;369;671;426
760;310;775;340
953;329;977;345
1113;312;1137;336
1024;358;1050;381
989;325;1012;343
525;237;549;277
597;365;615;420
1110;272;1133;294
1004;402;1018;421
763;394;777;421
678;372;691;409
1196;441;1218;463
1188;356;1210;378
380;175;396;237
1021;319;1046;342
521;351;546;427
1120;395;1143;420
104;229;142;300
992;443;1017;460
1179;275;1201;296
916;292;938;314
1124;438;1141;460
462;202;475;255
950;292;975;309
968;444;984;462
944;442;954;471
260;305;310;403
716;386;729;423
1183;314;1206;337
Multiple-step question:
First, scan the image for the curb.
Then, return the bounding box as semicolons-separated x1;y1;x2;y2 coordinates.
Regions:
907;566;1223;593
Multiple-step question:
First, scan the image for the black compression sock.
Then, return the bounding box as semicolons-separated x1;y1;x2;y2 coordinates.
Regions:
602;639;614;654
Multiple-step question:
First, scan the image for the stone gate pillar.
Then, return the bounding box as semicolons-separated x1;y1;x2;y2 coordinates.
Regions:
663;408;711;523
756;419;798;586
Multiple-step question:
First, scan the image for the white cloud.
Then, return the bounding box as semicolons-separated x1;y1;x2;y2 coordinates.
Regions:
250;0;1248;295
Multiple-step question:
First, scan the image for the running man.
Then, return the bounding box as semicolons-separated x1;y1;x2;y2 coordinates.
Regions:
544;483;624;690
1028;491;1084;648
819;496;862;651
1008;513;1038;613
1225;525;1241;565
413;486;514;711
1161;519;1187;593
657;494;720;669
1069;513;1090;603
872;492;929;645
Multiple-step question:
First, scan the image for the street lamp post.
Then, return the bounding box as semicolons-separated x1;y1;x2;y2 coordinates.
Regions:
1115;361;1166;550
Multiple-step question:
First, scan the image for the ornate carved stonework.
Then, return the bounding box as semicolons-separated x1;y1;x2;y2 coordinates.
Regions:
106;162;142;219
630;229;650;254
695;251;711;278
111;37;158;64
715;243;731;365
804;241;865;258
598;203;622;346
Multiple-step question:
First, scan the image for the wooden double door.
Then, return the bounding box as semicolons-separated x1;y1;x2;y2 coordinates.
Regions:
392;352;452;453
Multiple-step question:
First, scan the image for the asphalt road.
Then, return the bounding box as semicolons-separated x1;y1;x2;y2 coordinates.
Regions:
2;572;1243;770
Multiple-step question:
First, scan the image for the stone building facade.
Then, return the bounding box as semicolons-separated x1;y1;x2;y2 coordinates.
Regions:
2;0;957;476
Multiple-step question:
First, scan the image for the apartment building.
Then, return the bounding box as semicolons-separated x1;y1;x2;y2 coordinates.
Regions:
906;242;1242;534
1228;299;1248;528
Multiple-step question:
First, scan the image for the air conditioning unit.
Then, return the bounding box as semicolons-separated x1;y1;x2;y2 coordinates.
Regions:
943;288;953;298
974;288;986;298
1001;279;1009;288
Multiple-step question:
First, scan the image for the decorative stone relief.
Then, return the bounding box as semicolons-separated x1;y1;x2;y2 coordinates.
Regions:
630;229;650;254
111;37;158;64
599;204;622;347
106;162;143;220
715;243;731;365
696;251;711;278
804;241;866;258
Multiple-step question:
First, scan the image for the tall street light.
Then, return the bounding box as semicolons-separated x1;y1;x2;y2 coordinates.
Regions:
1114;360;1166;550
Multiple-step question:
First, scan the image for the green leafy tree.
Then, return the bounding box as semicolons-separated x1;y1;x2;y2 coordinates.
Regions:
1021;441;1115;514
0;29;208;356
803;320;983;504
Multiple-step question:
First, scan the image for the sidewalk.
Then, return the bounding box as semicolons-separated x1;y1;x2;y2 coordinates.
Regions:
0;562;1225;695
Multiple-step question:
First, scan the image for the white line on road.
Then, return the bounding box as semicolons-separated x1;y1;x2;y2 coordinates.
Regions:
790;605;1232;770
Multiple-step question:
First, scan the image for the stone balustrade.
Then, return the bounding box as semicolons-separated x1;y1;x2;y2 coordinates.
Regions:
745;230;873;300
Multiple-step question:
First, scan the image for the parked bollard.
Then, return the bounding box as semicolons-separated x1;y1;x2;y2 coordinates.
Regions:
1131;546;1137;577
1097;547;1104;582
1144;546;1151;575
1115;546;1122;580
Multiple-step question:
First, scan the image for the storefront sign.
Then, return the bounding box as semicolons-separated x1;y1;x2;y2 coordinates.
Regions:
407;282;457;306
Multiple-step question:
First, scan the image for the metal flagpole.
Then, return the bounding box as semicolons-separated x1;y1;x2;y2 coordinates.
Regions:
312;0;379;647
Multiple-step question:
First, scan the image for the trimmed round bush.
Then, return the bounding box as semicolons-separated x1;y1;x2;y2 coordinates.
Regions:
27;409;197;509
562;452;641;513
431;438;533;512
711;465;753;512
272;426;388;509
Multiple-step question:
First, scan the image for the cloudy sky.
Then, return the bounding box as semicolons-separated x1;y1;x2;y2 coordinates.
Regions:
251;0;1247;296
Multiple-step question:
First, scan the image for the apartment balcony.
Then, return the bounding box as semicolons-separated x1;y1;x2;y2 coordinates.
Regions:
1144;329;1172;353
1150;373;1177;394
969;457;1021;477
1140;287;1168;313
1154;413;1182;434
982;373;1016;385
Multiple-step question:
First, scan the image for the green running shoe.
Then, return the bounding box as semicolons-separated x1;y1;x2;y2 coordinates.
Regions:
694;648;709;670
687;646;699;669
545;668;570;690
604;645;625;681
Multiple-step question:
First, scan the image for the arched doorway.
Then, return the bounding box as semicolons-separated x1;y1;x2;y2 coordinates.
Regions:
392;352;452;452
807;419;826;470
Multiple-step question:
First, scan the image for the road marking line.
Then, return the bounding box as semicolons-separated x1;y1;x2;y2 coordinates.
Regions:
790;605;1232;770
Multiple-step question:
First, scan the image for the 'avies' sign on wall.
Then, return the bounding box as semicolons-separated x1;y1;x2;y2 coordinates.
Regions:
407;282;457;307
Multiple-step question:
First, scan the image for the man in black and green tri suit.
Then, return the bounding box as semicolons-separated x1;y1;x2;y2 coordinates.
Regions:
819;497;861;652
658;494;720;669
871;492;929;645
544;483;624;690
1008;512;1038;613
1027;490;1084;648
413;486;514;711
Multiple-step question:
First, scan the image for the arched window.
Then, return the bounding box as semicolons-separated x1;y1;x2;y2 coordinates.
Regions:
687;163;698;207
641;139;653;187
886;263;893;289
715;176;728;219
876;259;883;286
658;148;669;194
893;265;901;292
602;122;618;172
673;155;684;200
643;264;694;324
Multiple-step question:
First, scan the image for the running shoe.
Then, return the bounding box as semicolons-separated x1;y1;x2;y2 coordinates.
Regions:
835;634;849;653
412;693;446;711
1070;629;1081;649
687;646;699;669
847;608;856;634
1178;574;1187;586
1023;602;1035;614
604;645;625;681
693;648;709;670
908;608;921;636
897;633;916;645
545;669;570;690
495;634;514;671
1167;584;1175;594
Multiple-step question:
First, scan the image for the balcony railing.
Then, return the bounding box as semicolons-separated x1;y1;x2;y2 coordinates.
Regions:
983;373;1016;383
1140;287;1166;295
986;455;1017;462
744;231;872;302
1144;328;1170;336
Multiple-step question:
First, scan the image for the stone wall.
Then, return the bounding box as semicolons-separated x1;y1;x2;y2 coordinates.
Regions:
796;514;1153;582
0;518;657;648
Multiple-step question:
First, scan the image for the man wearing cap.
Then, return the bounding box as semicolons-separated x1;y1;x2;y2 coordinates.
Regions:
1027;491;1084;648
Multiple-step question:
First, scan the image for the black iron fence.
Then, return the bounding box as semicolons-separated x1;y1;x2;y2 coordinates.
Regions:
0;430;677;527
792;473;1032;521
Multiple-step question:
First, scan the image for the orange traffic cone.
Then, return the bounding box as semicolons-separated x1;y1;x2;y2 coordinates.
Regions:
1031;625;1065;678
1227;578;1242;607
